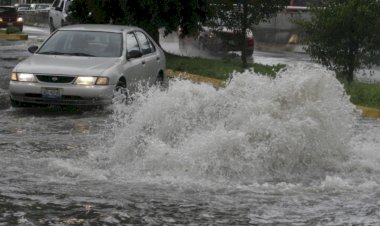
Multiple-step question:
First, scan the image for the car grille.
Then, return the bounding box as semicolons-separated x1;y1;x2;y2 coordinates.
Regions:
1;17;16;22
36;75;75;83
25;93;83;100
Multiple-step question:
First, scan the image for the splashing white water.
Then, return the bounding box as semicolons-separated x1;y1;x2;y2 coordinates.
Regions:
60;64;355;185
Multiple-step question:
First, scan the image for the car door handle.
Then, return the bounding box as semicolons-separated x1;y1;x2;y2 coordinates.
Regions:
156;57;160;61
142;61;146;65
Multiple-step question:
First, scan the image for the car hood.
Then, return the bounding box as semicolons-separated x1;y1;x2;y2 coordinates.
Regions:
0;13;17;18
14;54;122;76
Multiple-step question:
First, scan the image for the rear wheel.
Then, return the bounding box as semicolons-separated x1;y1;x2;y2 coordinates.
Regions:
155;71;164;86
246;49;254;56
155;71;169;90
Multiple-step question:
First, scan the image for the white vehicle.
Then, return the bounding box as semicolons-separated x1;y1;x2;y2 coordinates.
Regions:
49;0;72;33
9;24;166;107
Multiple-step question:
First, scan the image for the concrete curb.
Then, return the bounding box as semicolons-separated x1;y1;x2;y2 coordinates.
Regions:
165;69;380;119
165;69;225;88
357;106;380;119
0;33;28;40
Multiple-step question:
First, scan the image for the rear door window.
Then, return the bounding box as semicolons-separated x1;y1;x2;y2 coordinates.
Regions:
126;32;140;54
135;31;156;55
52;0;60;8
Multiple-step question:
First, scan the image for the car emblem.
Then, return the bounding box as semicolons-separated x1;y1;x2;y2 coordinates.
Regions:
51;77;58;82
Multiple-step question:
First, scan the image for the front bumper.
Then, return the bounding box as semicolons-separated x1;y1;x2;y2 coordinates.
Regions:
0;21;23;29
9;81;114;106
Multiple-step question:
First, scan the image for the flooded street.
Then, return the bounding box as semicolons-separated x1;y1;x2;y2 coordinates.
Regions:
1;28;380;225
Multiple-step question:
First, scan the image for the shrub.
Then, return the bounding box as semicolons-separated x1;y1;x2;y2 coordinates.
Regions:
6;27;21;34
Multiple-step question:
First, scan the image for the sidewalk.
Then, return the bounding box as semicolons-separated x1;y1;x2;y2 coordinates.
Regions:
0;32;28;40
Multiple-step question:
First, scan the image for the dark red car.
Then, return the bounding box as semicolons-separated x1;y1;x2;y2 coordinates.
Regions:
0;6;23;32
197;27;255;56
179;26;255;56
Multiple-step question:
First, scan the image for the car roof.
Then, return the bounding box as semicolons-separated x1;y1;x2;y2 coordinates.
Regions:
59;24;140;33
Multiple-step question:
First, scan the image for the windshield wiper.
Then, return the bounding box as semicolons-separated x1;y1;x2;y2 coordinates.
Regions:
38;51;66;55
66;52;95;57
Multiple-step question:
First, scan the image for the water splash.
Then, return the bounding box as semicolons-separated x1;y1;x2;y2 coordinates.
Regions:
72;64;356;184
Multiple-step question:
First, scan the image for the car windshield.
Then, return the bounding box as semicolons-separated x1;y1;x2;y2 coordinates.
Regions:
0;7;17;14
36;5;50;10
38;30;123;58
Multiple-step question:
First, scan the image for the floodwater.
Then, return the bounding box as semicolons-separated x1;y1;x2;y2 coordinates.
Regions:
1;39;380;225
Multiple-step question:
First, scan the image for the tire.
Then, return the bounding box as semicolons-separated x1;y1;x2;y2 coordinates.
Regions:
10;98;33;108
155;72;164;86
113;80;129;104
10;98;21;108
115;80;126;93
246;49;254;56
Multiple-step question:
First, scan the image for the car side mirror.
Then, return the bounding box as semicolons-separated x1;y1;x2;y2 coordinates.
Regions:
127;50;142;60
28;45;38;53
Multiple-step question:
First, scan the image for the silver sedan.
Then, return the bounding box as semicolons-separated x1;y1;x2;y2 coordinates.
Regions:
9;24;166;106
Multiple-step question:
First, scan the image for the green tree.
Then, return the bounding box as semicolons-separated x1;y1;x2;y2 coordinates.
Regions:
209;0;289;67
298;0;380;83
70;0;210;44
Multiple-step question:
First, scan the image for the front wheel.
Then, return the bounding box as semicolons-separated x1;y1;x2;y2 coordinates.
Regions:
9;98;34;108
113;80;130;104
155;71;169;90
10;98;21;107
155;72;164;86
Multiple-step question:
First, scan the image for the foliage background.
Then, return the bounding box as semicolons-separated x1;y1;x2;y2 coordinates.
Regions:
69;0;210;43
297;0;380;82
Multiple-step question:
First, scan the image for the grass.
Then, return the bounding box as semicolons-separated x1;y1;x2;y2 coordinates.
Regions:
343;81;380;109
166;52;285;80
0;27;22;34
166;52;380;110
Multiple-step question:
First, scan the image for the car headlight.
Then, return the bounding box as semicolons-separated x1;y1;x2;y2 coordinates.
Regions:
11;73;36;82
74;76;109;85
17;17;23;22
95;77;109;85
0;18;3;22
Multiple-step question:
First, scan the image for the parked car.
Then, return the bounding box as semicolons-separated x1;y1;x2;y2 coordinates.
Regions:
16;6;31;11
198;27;255;56
31;4;51;12
179;26;255;56
14;4;31;11
9;24;166;107
49;0;72;33
0;6;23;32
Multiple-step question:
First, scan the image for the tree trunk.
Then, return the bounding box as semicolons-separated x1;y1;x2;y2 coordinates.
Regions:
347;62;354;83
240;0;248;68
347;46;356;83
150;29;160;48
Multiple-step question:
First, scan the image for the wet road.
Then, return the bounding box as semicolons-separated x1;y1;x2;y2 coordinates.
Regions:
0;26;380;225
